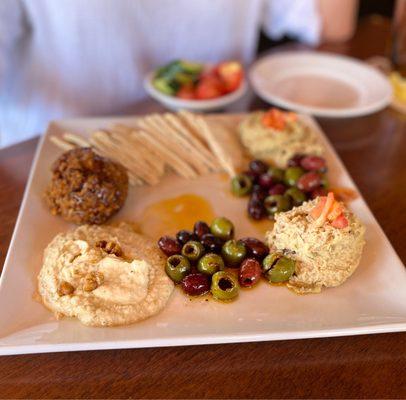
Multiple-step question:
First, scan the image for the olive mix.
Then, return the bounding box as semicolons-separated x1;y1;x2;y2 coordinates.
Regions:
158;217;296;301
231;154;329;220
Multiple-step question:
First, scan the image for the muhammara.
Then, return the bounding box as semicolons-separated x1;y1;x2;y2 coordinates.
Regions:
45;147;128;225
38;223;174;327
266;196;365;294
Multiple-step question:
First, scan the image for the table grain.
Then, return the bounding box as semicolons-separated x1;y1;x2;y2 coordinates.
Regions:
1;16;406;399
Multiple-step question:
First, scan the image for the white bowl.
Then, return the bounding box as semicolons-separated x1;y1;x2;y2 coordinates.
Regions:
144;71;248;112
249;51;392;118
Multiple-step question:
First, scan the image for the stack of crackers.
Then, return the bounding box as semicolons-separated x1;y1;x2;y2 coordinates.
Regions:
51;111;236;186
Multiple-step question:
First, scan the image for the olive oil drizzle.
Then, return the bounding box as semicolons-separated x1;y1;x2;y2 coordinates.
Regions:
138;194;215;239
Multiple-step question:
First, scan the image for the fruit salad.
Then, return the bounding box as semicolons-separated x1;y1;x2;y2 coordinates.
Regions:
152;60;244;100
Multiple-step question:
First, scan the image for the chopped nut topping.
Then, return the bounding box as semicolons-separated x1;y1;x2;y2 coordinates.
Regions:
83;271;104;292
58;281;75;296
96;240;123;257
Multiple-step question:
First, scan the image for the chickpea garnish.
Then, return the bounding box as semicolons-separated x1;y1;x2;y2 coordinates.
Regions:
57;281;75;296
83;271;104;292
96;240;123;257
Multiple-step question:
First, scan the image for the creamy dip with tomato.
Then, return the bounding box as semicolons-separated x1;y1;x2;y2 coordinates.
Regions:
239;111;324;168
266;198;365;294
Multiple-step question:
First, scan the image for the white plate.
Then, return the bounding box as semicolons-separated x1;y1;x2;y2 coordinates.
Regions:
1;114;406;356
249;51;392;117
144;71;248;112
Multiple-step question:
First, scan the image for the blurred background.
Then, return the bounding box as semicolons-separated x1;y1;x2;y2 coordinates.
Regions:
258;0;395;52
0;0;404;148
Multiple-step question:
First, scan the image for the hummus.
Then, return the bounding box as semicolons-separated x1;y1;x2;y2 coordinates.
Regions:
239;112;324;167
266;199;365;294
38;223;174;326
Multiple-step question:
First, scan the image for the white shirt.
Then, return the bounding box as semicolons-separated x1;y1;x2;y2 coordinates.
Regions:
0;0;320;147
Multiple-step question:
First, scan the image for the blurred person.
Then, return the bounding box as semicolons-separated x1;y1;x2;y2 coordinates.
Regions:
0;0;358;148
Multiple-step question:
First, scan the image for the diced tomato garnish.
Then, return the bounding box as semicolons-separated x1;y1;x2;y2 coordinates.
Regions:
315;192;335;226
310;196;327;219
261;108;297;130
177;84;196;99
310;192;349;229
215;61;244;93
327;201;344;222
195;74;225;99
331;214;349;229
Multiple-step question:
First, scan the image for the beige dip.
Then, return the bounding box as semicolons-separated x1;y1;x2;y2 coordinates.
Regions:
239;112;324;168
266;199;365;294
38;223;173;327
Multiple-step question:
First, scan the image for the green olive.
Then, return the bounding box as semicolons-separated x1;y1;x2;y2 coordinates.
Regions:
165;255;191;283
264;194;292;216
268;167;285;183
197;253;225;276
231;174;253;197
181;240;205;262
211;271;239;301
262;252;282;273
320;174;329;188
263;253;296;283
284;167;305;186
285;187;307;207
210;217;234;240
221;240;247;267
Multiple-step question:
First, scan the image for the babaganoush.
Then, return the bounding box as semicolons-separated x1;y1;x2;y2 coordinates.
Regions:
239;108;324;168
266;194;365;294
38;223;174;327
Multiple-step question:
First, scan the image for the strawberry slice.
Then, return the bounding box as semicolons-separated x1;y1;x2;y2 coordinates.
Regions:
215;61;244;93
331;213;349;228
177;84;196;99
195;74;225;99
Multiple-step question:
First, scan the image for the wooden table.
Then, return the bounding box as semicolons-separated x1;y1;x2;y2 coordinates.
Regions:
1;17;405;399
